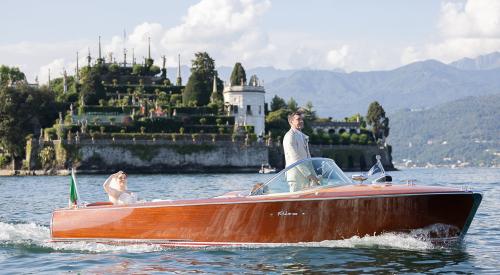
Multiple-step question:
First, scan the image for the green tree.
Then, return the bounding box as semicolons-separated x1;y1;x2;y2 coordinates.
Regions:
340;132;351;145
359;133;369;145
0;84;57;158
170;94;182;105
132;64;143;75
149;65;161;75
183;52;221;106
287;98;298;112
0;65;26;87
230;62;247;86
350;133;359;144
366;101;390;141
303;101;317;123
346;113;367;128
183;71;209;105
265;109;289;138
191;52;215;77
80;66;106;105
270;95;287;111
157;92;169;105
108;63;119;73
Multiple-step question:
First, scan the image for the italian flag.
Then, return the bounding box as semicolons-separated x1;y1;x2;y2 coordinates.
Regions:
69;168;79;207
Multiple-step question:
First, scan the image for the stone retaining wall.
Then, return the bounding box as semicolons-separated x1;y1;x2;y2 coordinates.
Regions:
21;138;393;174
26;138;271;173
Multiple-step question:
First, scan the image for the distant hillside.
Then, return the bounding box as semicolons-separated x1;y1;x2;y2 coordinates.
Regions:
168;65;299;86
217;66;301;84
449;52;500;70
174;53;500;119
266;60;500;117
388;94;500;167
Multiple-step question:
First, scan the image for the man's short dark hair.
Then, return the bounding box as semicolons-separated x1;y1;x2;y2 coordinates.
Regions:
288;110;303;123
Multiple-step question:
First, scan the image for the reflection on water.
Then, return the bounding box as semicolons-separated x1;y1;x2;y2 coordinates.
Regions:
0;167;499;273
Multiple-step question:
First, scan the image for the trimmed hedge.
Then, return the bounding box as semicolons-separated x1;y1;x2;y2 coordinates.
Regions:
173;106;218;115
309;132;372;146
82;133;243;142
81;106;133;114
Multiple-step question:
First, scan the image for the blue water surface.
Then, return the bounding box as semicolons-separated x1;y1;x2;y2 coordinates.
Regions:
0;168;499;274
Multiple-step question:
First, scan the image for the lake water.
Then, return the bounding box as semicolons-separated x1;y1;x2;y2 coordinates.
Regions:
0;168;499;274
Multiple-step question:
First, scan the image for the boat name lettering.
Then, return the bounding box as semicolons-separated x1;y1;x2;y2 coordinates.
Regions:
277;210;298;216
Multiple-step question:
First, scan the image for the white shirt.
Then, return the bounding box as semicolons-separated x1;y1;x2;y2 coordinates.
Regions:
283;128;314;192
283;128;311;167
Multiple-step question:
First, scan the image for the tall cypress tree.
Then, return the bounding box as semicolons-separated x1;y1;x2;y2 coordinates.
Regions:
230;62;246;86
366;101;389;141
183;71;208;105
183;52;218;106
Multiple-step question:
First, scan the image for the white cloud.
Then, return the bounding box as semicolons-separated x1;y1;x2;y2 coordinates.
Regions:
4;0;273;83
38;59;66;85
439;0;500;38
0;40;88;83
5;0;500;83
160;0;273;67
326;45;349;69
164;0;270;43
402;0;500;64
401;46;420;65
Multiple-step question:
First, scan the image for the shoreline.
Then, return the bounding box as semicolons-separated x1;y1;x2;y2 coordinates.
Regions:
0;167;262;176
0;166;399;176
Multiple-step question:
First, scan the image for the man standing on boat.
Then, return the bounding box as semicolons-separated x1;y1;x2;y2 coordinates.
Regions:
283;110;319;192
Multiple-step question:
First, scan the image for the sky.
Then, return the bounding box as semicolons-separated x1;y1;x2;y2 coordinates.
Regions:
1;0;499;83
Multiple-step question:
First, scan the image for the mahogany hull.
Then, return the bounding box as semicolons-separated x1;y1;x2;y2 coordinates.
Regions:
51;186;482;245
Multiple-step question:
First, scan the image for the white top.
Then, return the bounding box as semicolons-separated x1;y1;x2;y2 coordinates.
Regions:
117;192;137;205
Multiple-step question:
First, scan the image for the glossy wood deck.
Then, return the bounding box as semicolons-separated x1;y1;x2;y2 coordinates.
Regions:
51;184;482;244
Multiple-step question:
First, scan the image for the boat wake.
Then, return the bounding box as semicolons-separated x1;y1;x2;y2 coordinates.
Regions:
0;221;455;253
0;221;163;253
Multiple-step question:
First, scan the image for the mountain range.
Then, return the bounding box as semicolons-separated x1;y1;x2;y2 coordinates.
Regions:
172;52;500;118
388;93;500;167
264;53;500;118
448;52;500;71
170;52;500;166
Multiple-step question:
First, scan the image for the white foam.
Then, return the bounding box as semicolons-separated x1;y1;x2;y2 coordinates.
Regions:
0;221;437;252
0;221;49;243
0;221;163;253
45;241;164;253
232;232;433;251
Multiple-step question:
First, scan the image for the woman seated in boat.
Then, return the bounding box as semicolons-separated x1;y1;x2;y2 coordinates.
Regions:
103;171;137;205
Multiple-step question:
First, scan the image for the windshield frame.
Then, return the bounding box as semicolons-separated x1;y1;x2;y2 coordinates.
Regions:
249;157;352;196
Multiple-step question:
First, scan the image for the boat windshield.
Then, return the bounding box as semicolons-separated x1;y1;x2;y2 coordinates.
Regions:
249;158;352;196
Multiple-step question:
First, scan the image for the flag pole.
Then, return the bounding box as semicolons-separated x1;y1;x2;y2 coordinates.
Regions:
69;167;80;208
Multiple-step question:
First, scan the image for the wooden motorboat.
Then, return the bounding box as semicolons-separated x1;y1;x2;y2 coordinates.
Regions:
51;158;482;246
